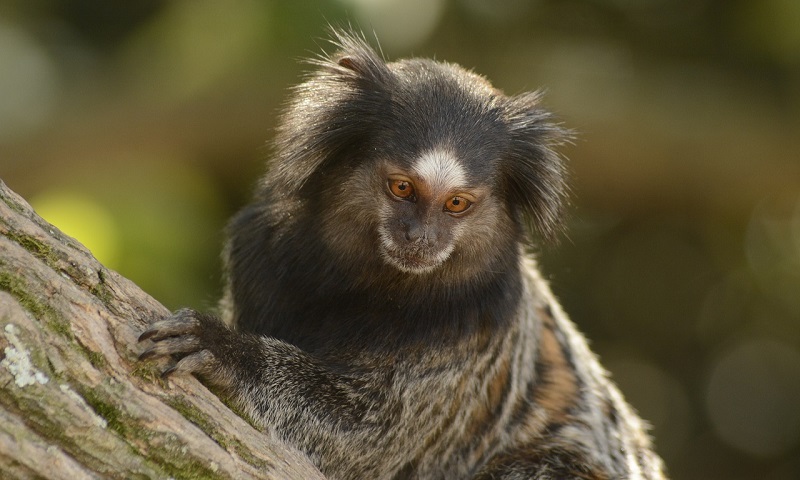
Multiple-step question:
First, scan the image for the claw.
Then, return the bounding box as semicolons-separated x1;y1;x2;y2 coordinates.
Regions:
137;314;200;343
138;329;159;343
138;335;203;360
138;347;158;361
161;350;216;377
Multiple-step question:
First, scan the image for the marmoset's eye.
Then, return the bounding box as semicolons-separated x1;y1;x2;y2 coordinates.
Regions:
389;179;416;200
444;196;472;214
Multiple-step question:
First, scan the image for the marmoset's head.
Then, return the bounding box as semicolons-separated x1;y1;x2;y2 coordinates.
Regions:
270;31;568;279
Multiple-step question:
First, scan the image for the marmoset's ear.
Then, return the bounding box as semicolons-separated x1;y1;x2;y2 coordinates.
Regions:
325;29;390;85
501;91;571;241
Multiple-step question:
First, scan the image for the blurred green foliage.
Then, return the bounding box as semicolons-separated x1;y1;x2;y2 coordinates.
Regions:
1;1;799;478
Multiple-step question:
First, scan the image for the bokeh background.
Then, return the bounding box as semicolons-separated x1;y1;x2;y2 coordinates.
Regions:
2;1;799;478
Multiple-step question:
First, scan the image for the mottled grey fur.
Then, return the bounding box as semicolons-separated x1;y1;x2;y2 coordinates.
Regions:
139;30;666;479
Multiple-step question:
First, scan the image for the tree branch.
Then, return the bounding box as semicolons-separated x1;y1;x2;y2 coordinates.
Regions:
0;180;324;479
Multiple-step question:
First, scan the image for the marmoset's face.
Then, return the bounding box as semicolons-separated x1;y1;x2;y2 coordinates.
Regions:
320;146;515;279
370;149;507;275
376;149;480;274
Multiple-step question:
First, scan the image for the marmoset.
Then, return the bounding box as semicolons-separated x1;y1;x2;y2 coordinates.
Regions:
139;31;666;479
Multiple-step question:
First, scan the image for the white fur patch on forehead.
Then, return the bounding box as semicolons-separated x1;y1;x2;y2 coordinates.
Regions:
411;149;466;193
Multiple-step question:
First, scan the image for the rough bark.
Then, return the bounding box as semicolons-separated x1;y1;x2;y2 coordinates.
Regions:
0;180;324;480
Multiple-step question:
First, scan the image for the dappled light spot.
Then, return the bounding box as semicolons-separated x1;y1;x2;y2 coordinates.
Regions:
31;190;121;267
706;339;800;458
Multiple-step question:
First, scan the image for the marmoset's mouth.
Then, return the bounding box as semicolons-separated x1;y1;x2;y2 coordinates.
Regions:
379;244;450;275
391;253;438;273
